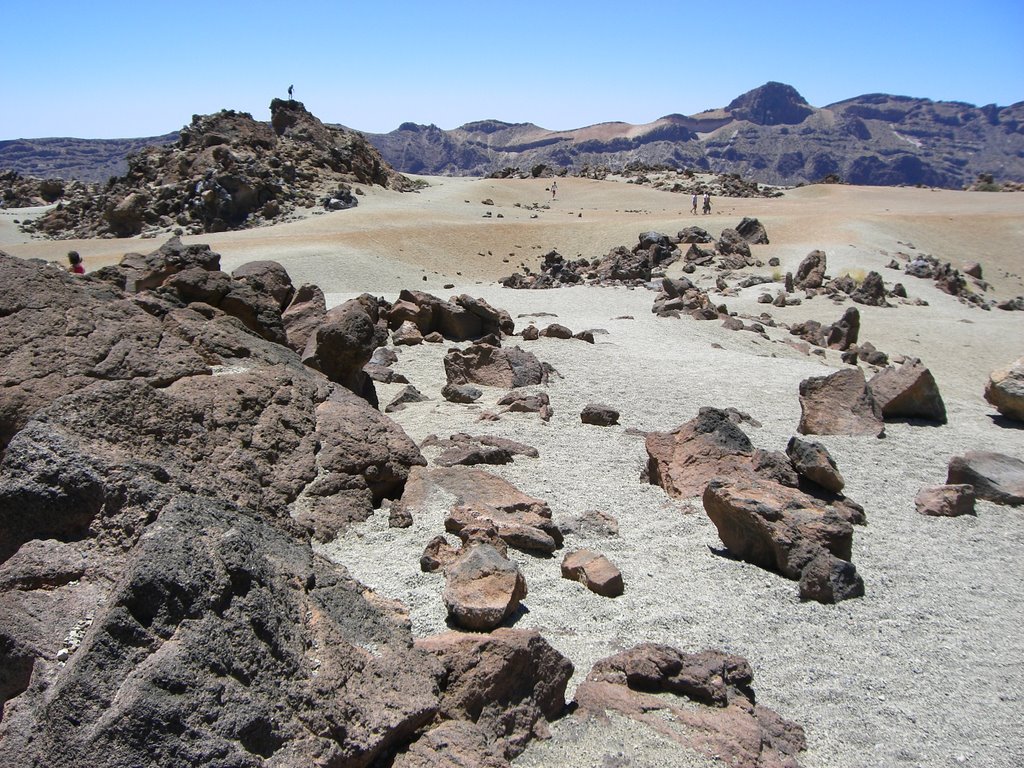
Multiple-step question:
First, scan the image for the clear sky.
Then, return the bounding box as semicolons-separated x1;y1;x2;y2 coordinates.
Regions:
2;0;1022;140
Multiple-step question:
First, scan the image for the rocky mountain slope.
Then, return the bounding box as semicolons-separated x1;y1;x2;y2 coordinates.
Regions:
13;99;414;239
366;82;1024;188
0;133;178;184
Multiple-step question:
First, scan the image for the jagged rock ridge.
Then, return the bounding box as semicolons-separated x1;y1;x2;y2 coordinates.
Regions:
16;99;415;239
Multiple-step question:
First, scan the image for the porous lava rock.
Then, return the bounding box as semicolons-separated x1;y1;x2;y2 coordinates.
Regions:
411;629;573;762
644;407;756;499
580;403;620;426
793;249;827;290
786;436;845;494
444;343;550;389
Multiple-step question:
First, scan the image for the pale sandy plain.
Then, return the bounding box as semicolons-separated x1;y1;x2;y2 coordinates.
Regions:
2;178;1023;768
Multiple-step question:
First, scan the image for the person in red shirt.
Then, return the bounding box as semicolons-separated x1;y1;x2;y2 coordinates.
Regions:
67;251;85;274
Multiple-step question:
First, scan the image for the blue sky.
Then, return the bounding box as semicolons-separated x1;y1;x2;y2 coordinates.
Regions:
2;0;1022;139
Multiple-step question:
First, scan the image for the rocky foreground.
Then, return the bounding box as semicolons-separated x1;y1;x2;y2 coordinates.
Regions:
0;241;835;767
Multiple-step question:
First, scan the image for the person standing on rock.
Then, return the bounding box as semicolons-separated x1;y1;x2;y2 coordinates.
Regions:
691;192;698;215
66;251;84;274
288;84;294;99
702;192;712;215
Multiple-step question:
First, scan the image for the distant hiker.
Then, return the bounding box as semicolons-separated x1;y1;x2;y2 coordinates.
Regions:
691;193;698;215
551;181;557;199
702;192;712;215
67;251;84;274
288;84;294;99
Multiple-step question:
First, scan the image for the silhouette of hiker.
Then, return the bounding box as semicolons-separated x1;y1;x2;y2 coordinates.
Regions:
551;180;557;199
691;193;698;215
288;84;294;99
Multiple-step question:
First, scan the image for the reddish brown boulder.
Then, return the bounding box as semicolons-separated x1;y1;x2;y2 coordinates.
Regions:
868;358;947;423
444;344;550;389
414;629;572;761
561;550;624;597
302;294;388;401
798;368;885;437
540;323;573;339
574;644;805;768
915;484;977;516
946;452;1024;506
702;476;863;602
393;320;425;346
394;466;561;553
644;407;755;499
497;390;553;421
442;543;528;631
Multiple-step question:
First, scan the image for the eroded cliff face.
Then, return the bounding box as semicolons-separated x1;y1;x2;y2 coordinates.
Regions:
366;83;1024;188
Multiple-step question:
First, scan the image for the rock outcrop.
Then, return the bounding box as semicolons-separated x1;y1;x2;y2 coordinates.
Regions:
19;99;413;239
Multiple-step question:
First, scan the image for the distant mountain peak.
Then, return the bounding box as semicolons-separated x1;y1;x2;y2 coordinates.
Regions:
726;82;814;125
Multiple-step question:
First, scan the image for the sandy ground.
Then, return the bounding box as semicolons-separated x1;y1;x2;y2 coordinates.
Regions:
3;179;1023;767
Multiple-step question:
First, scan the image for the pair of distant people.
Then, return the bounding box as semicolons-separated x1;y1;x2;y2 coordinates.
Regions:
691;192;712;215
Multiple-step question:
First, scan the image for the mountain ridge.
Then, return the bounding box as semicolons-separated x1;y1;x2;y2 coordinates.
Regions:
2;82;1022;189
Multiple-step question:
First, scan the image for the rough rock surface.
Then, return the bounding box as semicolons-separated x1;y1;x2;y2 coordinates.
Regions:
786;436;845;493
793;250;827;290
560;550;625;597
702;476;864;603
797;368;885;437
983;357;1024;422
0;495;441;768
393;466;562;554
946;452;1024;506
573;644;806;768
442;543;528;631
644;407;756;499
20;99;413;238
444;343;550;389
412;629;573;761
868;358;947;423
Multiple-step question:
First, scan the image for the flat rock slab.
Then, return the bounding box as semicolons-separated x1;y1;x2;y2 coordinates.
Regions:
946;452;1024;506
